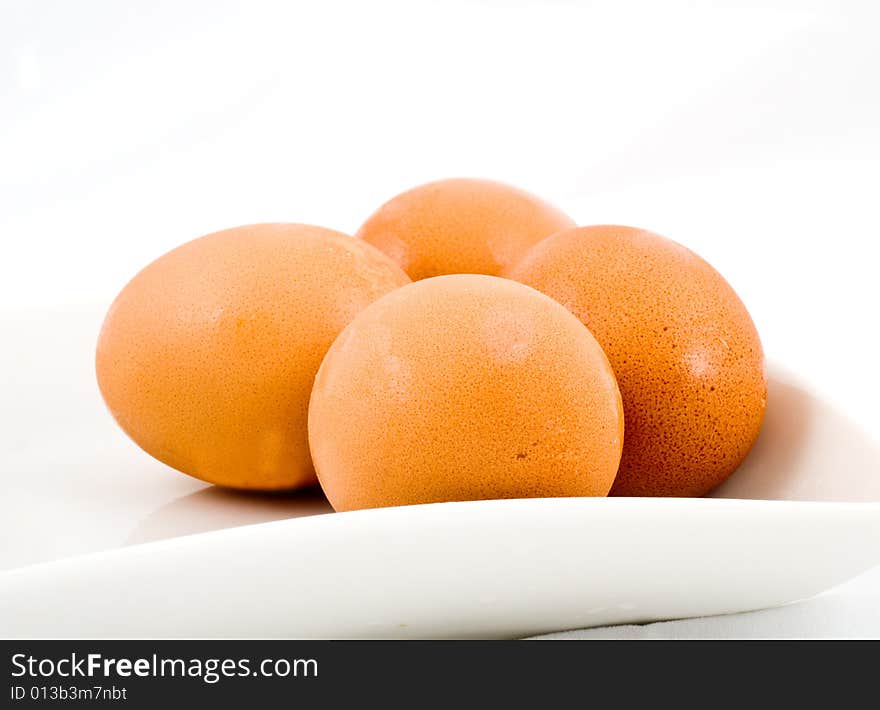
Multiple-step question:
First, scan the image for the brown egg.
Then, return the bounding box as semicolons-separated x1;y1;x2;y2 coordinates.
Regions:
96;223;410;490
308;274;624;511
505;225;766;497
356;178;575;280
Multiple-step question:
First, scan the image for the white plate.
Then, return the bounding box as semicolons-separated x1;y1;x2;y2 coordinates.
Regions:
1;496;879;639
1;362;879;639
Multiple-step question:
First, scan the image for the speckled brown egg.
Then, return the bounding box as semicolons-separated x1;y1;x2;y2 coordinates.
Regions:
96;223;410;490
308;274;624;511
505;225;766;497
356;178;575;280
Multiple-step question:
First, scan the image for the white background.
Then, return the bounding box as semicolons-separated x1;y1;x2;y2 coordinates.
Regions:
3;0;880;415
2;0;879;637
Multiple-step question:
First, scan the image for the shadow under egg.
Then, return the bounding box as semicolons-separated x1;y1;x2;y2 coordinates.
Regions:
126;485;334;545
711;363;880;502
